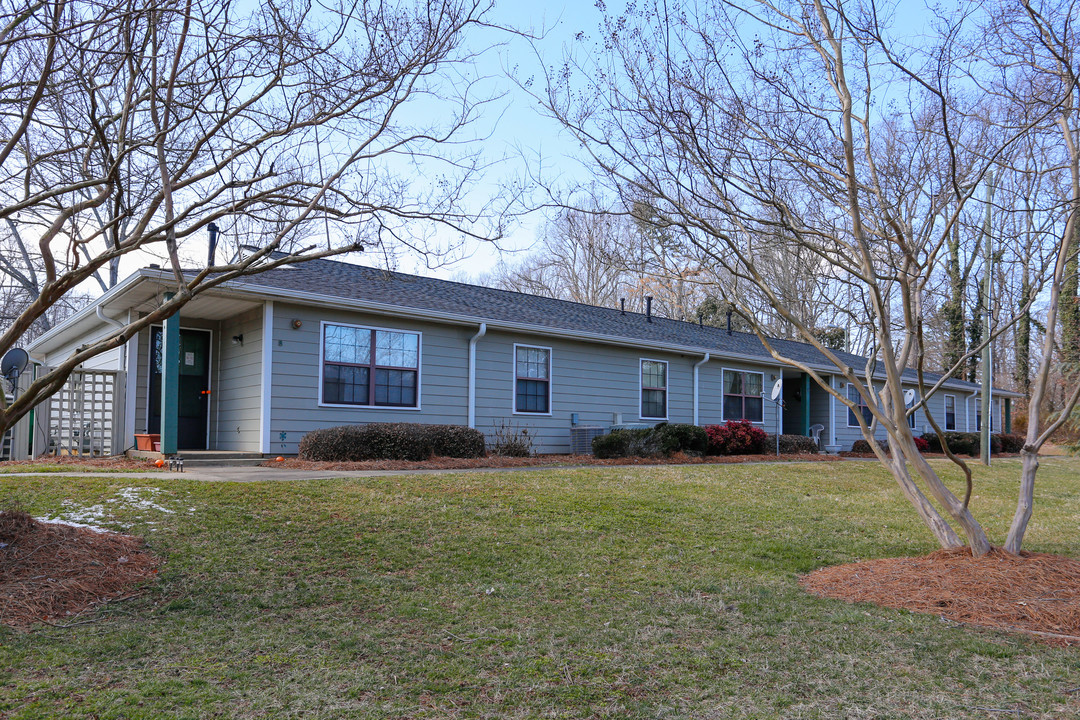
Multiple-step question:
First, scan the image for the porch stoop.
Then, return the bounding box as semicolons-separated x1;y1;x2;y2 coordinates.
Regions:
126;449;267;468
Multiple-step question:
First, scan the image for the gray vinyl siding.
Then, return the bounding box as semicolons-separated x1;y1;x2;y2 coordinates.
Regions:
808;378;832;437
266;303;472;456
473;332;705;454
214;307;263;451
698;361;780;430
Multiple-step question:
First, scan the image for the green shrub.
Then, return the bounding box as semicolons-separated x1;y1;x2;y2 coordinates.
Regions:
920;431;1003;456
850;438;888;454
996;433;1025;454
592;430;631;459
764;434;820;454
298;423;484;461
655;423;709;455
592;424;705;459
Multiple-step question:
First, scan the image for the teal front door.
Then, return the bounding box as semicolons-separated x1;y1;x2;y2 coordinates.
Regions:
149;328;211;450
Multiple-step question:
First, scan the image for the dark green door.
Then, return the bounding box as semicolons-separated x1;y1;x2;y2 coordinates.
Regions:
149;327;211;450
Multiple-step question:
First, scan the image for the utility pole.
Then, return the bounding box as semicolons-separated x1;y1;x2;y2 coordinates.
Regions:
981;171;996;466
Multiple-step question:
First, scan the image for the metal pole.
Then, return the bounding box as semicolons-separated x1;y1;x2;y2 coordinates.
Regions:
981;171;996;466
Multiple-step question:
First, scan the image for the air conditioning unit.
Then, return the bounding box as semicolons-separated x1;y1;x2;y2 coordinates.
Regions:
570;426;605;455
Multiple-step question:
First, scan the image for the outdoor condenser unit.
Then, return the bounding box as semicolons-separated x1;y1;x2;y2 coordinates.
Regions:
570;426;605;455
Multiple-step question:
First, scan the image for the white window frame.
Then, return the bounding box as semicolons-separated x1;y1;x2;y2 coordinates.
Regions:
318;320;423;410
512;343;553;416
639;358;669;420
944;394;956;431
847;383;873;428
906;391;917;429
720;367;766;424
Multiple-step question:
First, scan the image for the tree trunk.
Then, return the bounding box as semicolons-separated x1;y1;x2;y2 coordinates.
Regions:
1005;448;1040;554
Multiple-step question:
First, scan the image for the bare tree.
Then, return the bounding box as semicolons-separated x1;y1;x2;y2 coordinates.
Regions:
978;0;1080;553
539;0;1073;555
0;0;509;436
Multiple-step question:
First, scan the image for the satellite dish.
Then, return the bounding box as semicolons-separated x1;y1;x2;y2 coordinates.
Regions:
770;378;783;401
1;348;29;380
903;388;915;405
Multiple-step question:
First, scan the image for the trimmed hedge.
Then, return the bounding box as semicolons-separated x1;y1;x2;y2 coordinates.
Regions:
763;434;820;455
704;420;768;455
591;423;707;459
656;423;709;455
997;433;1025;454
298;423;485;461
850;438;888;454
919;431;1004;456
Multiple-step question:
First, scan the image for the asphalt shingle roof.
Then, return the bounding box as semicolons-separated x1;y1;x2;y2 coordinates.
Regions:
233;256;997;394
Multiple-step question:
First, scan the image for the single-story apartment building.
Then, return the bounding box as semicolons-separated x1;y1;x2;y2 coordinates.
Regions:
24;255;1018;457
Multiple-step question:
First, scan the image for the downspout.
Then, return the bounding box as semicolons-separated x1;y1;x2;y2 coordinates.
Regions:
693;353;710;425
467;323;486;429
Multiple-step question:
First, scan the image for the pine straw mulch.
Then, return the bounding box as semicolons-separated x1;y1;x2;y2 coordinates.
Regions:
801;547;1080;645
0;455;163;472
0;509;161;629
267;451;841;472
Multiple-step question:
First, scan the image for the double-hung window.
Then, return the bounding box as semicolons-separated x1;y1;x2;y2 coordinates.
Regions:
722;369;764;422
321;323;420;407
640;359;668;419
847;384;873;427
514;345;551;414
944;395;956;431
906;392;917;429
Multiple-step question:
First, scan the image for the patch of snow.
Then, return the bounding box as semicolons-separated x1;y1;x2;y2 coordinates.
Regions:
35;516;114;534
115;487;175;514
43;486;179;531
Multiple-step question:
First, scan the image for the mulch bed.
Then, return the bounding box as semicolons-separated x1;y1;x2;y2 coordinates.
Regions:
267;452;841;471
0;509;161;629
801;547;1080;645
0;456;162;472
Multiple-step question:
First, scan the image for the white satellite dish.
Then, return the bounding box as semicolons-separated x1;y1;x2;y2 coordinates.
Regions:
903;388;915;405
770;378;783;401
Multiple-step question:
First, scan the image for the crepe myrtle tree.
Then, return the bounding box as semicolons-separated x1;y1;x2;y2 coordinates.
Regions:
981;0;1080;554
0;0;511;437
539;0;1070;555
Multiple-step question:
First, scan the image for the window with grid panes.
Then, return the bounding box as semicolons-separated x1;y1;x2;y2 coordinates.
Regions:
514;345;550;413
847;384;873;427
944;395;956;430
722;369;763;422
322;323;419;407
640;360;667;419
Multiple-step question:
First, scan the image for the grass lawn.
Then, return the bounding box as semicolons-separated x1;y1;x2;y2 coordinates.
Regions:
2;458;1079;719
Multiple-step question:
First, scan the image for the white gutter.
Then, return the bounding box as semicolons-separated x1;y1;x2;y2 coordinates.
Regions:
693;353;710;425
467;323;486;429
